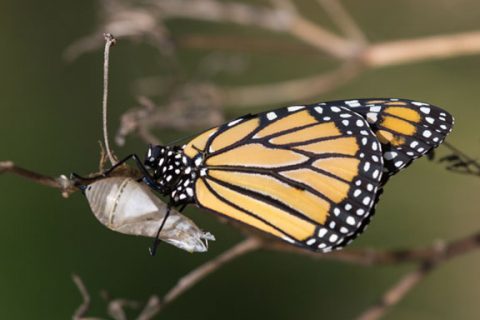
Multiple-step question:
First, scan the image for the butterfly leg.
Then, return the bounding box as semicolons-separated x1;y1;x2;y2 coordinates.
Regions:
148;203;187;256
71;154;163;191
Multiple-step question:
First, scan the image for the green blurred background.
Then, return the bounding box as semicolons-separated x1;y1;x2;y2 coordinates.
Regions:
0;0;479;319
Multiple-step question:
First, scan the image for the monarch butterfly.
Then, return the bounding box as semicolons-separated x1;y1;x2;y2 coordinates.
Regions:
77;98;454;253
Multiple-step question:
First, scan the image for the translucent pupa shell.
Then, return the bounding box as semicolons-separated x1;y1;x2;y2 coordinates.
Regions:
84;177;215;253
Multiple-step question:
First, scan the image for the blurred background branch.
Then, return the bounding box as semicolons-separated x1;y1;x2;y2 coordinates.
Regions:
65;0;480;144
71;227;480;319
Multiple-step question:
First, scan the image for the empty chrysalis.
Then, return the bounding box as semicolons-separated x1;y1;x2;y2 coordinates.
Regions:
84;176;215;253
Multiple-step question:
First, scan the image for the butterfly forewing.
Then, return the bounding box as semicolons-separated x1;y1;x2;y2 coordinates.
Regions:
187;105;384;252
178;98;453;252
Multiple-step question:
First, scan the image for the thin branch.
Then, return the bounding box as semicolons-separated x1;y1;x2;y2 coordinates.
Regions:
67;0;355;60
264;230;480;266
441;141;480;175
102;33;117;166
356;263;435;320
67;1;480;117
269;0;298;14
72;274;90;320
220;30;480;107
222;61;364;107
289;14;358;59
72;274;104;320
164;237;261;304
64;34;104;62
136;296;161;320
107;298;138;320
316;0;367;44
362;30;480;67
177;34;319;56
159;0;357;59
0;161;75;197
116;85;224;145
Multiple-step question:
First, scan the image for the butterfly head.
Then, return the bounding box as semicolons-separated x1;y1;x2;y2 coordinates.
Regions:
144;144;166;169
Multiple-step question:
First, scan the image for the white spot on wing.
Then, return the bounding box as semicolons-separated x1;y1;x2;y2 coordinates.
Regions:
364;162;371;172
288;105;305;112
329;234;338;242
314;106;323;114
331;107;341;112
318;228;328;238
282;236;295;244
363;196;371;205
266;112;277;120
420;107;431;114
345;100;361;107
413;101;429;106
346;217;356;225
366;113;378;123
228;118;243;127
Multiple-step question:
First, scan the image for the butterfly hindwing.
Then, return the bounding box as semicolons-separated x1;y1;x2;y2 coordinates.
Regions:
321;99;454;183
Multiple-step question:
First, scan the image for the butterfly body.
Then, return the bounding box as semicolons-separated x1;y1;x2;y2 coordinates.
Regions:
141;98;453;252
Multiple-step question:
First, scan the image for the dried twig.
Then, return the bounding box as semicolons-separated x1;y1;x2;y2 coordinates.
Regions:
269;0;298;14
316;0;367;45
68;238;262;320
85;226;480;320
163;237;261;306
0;161;75;197
136;295;162;320
264;230;480;266
222;61;363;107
68;230;480;320
106;298;138;320
72;274;105;320
115;84;224;146
66;0;480;135
440;141;480;176
72;275;139;320
356;263;435;320
361;30;480;67
102;33;117;166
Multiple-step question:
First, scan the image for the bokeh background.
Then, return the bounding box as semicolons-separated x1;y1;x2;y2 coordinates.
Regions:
0;0;479;319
